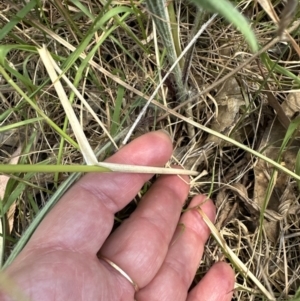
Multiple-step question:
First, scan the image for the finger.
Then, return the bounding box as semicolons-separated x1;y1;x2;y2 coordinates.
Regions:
25;131;173;254
136;195;215;301
99;172;190;289
187;262;235;301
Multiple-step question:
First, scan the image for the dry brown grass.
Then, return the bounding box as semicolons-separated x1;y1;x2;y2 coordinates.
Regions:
1;0;300;300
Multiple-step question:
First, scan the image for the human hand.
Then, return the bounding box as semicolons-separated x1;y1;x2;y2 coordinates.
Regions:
2;131;234;301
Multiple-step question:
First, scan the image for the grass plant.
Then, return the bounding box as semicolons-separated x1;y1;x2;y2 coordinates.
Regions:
1;0;300;300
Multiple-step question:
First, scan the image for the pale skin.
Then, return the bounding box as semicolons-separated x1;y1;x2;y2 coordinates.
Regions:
3;131;235;301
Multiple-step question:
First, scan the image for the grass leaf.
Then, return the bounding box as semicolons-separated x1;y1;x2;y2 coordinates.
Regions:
0;0;37;42
145;0;185;97
191;0;258;52
295;151;300;192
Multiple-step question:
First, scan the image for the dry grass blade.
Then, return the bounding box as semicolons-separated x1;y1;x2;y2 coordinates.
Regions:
3;1;300;298
122;13;217;145
257;0;300;55
38;46;98;165
38;46;118;150
37;46;198;176
196;207;276;301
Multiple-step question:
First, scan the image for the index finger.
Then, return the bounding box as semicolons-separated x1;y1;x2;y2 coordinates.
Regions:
25;131;174;254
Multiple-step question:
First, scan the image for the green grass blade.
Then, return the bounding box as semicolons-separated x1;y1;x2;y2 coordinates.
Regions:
296;150;300;191
111;74;125;136
191;0;258;52
2;172;79;268
2;131;129;268
145;0;185;96
261;52;300;86
0;165;110;174
0;64;78;148
258;116;300;238
69;0;94;20
0;0;37;42
0;118;43;132
167;1;182;66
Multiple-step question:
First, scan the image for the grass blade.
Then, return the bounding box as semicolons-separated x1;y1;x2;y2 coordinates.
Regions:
191;0;258;52
0;0;37;42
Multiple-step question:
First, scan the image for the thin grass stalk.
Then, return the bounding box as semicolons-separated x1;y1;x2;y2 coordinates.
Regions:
0;65;78;148
167;1;183;68
197;207;276;300
123;14;217;144
182;8;206;87
145;0;186;100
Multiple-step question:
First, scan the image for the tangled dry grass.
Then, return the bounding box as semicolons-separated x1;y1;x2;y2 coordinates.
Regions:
1;0;300;300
